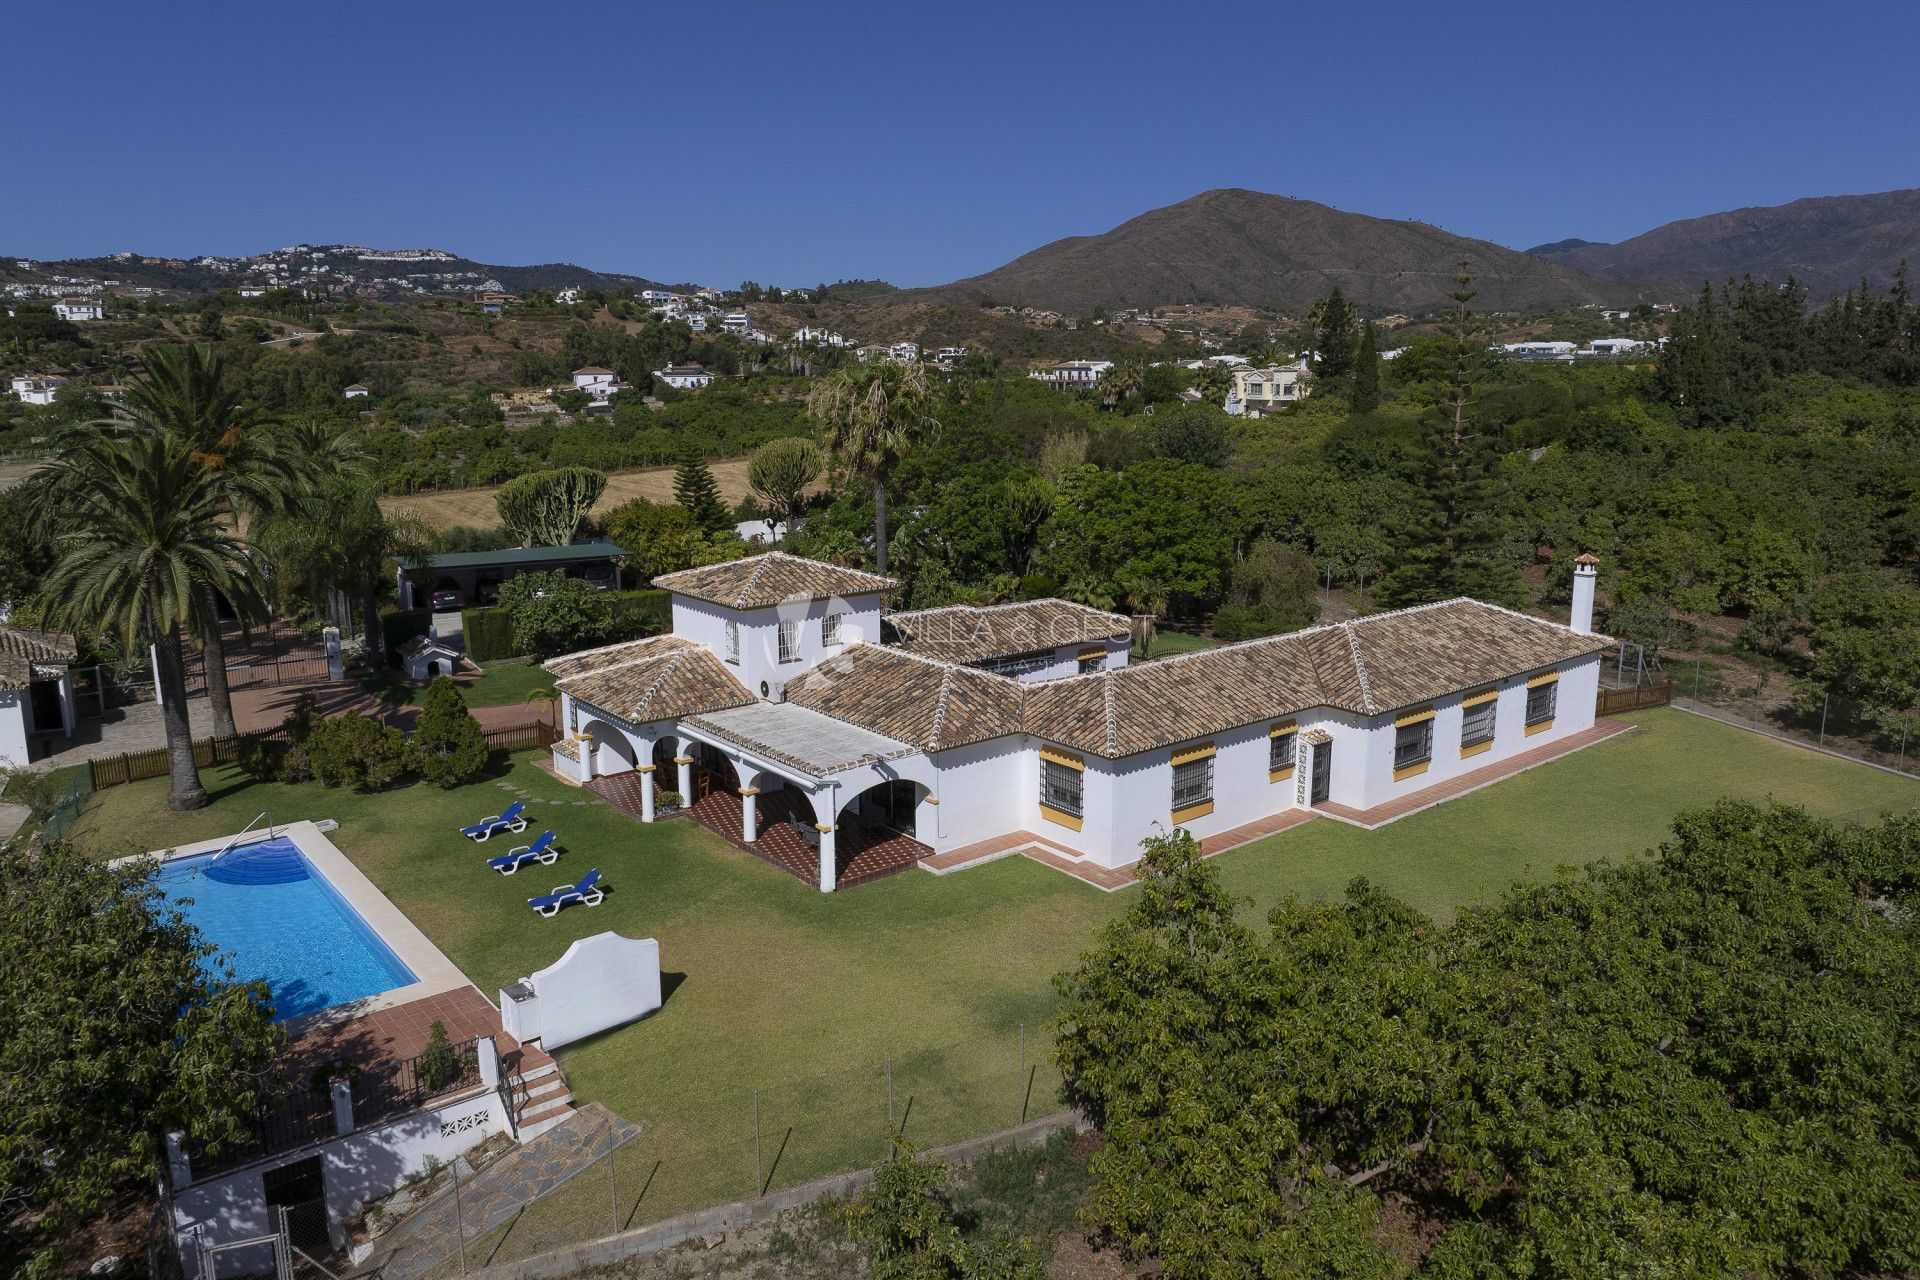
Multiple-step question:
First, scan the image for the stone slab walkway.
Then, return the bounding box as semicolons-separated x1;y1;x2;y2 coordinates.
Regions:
358;1103;641;1280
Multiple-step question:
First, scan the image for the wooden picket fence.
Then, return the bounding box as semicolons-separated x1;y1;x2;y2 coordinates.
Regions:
1596;679;1674;717
88;719;560;790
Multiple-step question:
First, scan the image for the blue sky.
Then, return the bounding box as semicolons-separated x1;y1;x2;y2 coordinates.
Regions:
7;1;1916;287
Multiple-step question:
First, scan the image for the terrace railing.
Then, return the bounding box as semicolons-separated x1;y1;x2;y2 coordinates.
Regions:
356;1036;486;1130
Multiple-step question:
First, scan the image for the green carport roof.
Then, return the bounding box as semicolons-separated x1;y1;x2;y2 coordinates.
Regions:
396;541;627;572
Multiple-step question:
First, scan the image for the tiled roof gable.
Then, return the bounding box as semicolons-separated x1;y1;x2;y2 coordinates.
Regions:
652;552;898;610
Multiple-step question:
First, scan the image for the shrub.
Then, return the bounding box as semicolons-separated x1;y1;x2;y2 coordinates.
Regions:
381;609;433;664
414;677;491;788
416;1020;459;1093
242;692;321;783
608;588;671;639
308;711;416;791
499;571;615;659
654;789;683;809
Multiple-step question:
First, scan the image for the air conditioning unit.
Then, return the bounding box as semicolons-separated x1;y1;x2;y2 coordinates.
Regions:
761;679;786;703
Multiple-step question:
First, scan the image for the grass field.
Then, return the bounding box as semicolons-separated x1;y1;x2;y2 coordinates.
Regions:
361;658;557;710
380;458;757;533
65;708;1920;1269
1140;629;1216;660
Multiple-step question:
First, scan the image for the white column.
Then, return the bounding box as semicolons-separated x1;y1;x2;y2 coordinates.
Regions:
741;787;758;843
329;1078;355;1137
639;765;656;821
150;643;164;706
675;750;693;800
818;822;837;893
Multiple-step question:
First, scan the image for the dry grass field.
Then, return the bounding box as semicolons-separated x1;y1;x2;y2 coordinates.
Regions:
380;456;758;532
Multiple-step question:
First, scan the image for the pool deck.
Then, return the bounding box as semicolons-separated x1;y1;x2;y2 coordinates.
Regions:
133;820;474;1027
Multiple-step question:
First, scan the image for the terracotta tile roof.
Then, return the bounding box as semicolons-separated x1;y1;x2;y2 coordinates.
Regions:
886;600;1130;664
0;627;77;690
783;645;1026;753
651;551;897;609
548;636;751;726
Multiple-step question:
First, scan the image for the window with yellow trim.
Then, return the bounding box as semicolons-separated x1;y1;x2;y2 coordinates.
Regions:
1525;679;1557;728
1040;755;1083;820
1171;753;1213;816
1393;717;1432;775
1269;727;1297;776
1461;695;1497;751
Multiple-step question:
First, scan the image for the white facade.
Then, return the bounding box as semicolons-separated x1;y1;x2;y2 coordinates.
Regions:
54;298;103;321
672;591;884;701
13;375;64;405
1029;360;1112;388
654;363;713;390
792;326;849;347
1224;361;1311;416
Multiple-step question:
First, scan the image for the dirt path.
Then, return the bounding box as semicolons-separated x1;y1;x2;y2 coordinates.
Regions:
381;458;757;532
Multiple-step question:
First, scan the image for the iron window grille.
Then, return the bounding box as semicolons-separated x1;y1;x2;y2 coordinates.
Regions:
1171;756;1213;811
777;619;800;663
1461;700;1497;748
1525;682;1557;726
1394;720;1433;771
1040;759;1083;817
1270;732;1296;772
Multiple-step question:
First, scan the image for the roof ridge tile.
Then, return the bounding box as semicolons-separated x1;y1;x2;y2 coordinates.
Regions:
927;666;956;750
1342;624;1376;714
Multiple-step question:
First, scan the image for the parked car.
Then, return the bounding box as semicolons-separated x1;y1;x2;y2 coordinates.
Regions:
430;582;464;610
582;564;616;592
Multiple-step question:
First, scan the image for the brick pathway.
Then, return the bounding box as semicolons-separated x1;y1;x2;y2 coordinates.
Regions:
359;1102;640;1280
1314;719;1636;828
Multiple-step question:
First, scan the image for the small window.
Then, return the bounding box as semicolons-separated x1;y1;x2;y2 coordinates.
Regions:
1461;697;1497;750
1526;680;1557;727
1040;758;1083;818
1394;719;1432;773
724;619;740;664
1270;730;1296;774
1171;755;1213;814
1077;650;1106;675
822;612;843;646
777;619;800;663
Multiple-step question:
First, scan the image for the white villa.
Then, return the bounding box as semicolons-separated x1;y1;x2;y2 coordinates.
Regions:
544;552;1612;892
653;363;714;390
1029;359;1112;389
1224;360;1312;416
792;326;849;347
570;366;627;401
11;374;65;405
54;297;104;322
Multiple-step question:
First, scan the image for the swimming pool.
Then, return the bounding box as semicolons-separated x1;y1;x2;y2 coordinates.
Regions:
157;836;419;1021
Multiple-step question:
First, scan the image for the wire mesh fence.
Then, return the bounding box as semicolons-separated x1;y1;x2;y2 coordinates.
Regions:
1671;656;1919;780
403;1023;1065;1279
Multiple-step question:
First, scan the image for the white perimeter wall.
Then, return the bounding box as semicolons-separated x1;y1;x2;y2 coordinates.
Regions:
171;1090;508;1264
0;692;28;768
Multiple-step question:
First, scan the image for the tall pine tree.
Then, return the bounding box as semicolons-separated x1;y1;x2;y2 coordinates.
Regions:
1373;261;1521;607
673;447;731;533
1350;320;1381;413
1309;287;1358;380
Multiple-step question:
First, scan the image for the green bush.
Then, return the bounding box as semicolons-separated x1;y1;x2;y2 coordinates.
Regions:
500;572;615;659
414;677;491;788
307;711;416;791
241;692;322;783
461;606;517;661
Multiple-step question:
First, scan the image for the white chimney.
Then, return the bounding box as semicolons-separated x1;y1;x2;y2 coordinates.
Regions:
1570;554;1598;635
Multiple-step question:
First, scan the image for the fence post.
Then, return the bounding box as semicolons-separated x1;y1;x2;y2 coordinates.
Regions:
1693;658;1701;696
452;1158;468;1274
753;1090;761;1197
1819;693;1830;747
1018;1023;1025;1120
607;1144;617;1234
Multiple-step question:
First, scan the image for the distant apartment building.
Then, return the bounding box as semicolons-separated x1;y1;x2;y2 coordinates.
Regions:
721;311;751;334
1223;361;1312;416
1029;359;1113;389
637;289;676;305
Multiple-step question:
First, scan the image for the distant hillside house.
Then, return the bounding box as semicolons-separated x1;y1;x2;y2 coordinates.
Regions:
1029;359;1113;389
1501;341;1577;362
11;375;65;405
478;291;515;313
556;287;582;305
791;326;848;348
53;298;103;322
721;311;750;334
1224;361;1311;417
571;367;627;401
889;341;921;363
637;289;675;305
238;285;268;298
342;383;371;399
1584;337;1649;356
655;363;714;391
935;346;968;363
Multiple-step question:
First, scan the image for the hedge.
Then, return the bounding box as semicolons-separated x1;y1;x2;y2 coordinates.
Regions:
461;606;517;661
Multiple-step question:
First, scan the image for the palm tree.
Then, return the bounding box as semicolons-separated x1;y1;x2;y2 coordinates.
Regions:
807;362;939;574
107;344;314;737
30;432;262;810
1099;361;1145;409
257;475;433;678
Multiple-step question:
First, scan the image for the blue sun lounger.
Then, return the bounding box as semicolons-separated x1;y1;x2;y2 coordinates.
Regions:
488;831;558;875
529;868;603;917
462;801;527;842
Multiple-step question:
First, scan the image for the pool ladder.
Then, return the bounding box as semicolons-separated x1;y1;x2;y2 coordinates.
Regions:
208;811;275;862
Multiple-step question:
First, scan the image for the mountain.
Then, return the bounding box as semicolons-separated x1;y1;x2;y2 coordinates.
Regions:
1525;238;1604;255
900;189;1653;316
1527;189;1920;298
0;244;665;302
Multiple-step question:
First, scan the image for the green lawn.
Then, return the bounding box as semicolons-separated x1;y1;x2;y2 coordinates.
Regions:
1140;629;1216;660
359;657;557;710
64;708;1920;1268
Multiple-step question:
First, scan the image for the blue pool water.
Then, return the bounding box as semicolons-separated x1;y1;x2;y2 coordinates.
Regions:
157;836;418;1021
